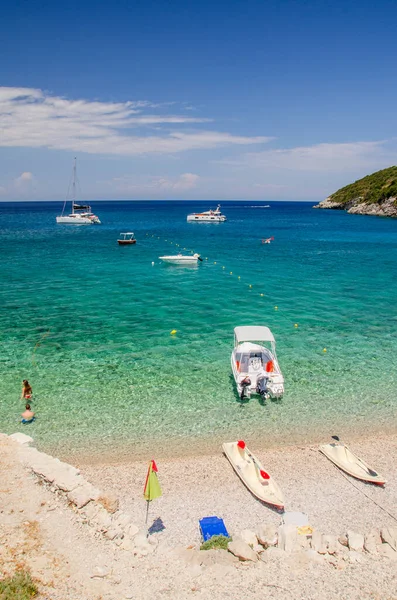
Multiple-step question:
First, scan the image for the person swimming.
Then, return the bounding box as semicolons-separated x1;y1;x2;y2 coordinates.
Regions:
21;403;35;424
21;379;32;400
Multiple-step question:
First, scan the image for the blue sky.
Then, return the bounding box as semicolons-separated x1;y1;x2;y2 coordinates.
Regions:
1;0;397;201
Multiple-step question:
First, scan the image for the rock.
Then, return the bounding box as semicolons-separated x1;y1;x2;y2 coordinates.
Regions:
304;549;325;564
67;483;100;509
53;469;82;492
380;527;397;551
278;524;298;552
9;432;33;445
323;535;338;555
379;543;397;560
97;493;119;514
311;531;327;554
338;534;348;547
296;535;310;550
348;551;363;564
227;540;258;562
347;530;364;552
134;533;155;554
364;530;381;554
240;529;258;547
198;549;237;567
120;537;135;551
127;523;139;539
94;509;112;531
256;524;278;548
90;566;110;579
115;512;132;529
104;528;121;541
81;501;100;521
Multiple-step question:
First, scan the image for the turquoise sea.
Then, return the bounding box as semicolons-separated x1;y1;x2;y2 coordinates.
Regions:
0;201;396;461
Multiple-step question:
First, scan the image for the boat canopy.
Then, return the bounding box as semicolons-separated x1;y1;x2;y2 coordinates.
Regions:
120;232;134;235
234;326;275;344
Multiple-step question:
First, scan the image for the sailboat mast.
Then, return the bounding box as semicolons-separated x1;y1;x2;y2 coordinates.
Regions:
72;157;77;214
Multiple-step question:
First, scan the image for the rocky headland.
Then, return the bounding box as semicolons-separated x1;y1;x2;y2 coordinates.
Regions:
314;166;397;217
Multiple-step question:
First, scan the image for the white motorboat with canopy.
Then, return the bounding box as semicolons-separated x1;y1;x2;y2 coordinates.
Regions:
231;326;284;400
187;204;227;222
56;158;101;225
159;253;203;265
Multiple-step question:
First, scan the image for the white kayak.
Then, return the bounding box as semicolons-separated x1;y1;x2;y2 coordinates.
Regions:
319;443;386;485
222;441;284;509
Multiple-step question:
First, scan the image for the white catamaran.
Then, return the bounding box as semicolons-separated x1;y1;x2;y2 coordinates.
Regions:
56;158;101;225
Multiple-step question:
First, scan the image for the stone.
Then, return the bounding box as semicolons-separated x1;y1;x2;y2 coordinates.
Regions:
379;544;397;560
67;483;101;509
323;535;338;555
311;531;327;554
338;534;348;547
115;512;132;529
278;524;298;552
94;509;112;531
9;432;33;445
347;530;364;552
304;549;325;564
348;551;363;564
104;528;120;541
90;566;110;579
81;501;100;520
127;524;139;539
266;547;286;559
53;468;83;492
364;530;381;554
227;539;258;562
380;527;397;551
256;524;278;548
240;529;258;547
120;537;135;551
97;493;119;514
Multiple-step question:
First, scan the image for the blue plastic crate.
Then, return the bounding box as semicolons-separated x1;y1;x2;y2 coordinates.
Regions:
199;516;229;541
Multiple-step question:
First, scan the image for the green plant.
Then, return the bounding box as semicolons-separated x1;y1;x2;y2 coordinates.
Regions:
0;570;38;599
200;535;232;551
328;166;397;205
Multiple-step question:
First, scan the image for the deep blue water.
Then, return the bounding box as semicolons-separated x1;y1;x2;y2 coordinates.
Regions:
0;200;396;460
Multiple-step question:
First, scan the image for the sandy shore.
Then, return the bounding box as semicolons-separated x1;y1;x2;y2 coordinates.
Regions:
2;432;397;599
78;434;397;548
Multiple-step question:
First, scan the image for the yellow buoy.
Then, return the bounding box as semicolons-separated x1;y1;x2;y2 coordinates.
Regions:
260;293;264;297
170;329;177;335
274;306;278;310
230;271;233;275
222;266;225;269
294;323;298;328
238;276;241;279
323;348;327;353
214;261;217;264
249;284;252;288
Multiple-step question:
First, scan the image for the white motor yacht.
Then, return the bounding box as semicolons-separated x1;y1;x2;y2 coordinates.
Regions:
187;204;227;222
56;158;101;225
231;326;284;400
159;253;202;265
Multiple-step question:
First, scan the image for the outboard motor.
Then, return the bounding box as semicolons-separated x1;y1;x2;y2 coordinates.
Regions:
240;376;251;400
256;375;269;398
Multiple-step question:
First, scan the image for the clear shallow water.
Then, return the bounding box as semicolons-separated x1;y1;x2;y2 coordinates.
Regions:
0;201;396;460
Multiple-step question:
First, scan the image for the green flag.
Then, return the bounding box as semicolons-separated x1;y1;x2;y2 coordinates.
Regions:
144;460;162;501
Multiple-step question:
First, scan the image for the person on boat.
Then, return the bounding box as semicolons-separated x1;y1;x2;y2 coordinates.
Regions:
21;380;32;400
21;404;35;424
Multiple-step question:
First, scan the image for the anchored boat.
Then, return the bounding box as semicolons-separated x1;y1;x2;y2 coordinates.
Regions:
187;204;227;222
118;232;136;245
231;326;284;400
159;253;202;265
223;440;284;509
56;158;101;225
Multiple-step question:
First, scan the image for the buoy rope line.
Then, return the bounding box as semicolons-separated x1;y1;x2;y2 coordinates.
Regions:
144;232;310;335
329;459;397;523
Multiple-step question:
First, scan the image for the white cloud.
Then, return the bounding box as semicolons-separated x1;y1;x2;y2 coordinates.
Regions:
16;171;33;183
113;173;200;193
0;87;270;156
238;141;394;172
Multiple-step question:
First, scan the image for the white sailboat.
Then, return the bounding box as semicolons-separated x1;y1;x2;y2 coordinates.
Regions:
56;158;101;225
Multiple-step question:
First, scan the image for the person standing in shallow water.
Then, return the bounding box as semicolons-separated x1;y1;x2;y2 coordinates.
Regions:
21;379;32;400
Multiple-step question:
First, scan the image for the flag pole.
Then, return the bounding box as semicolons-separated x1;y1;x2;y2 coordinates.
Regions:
145;499;150;537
